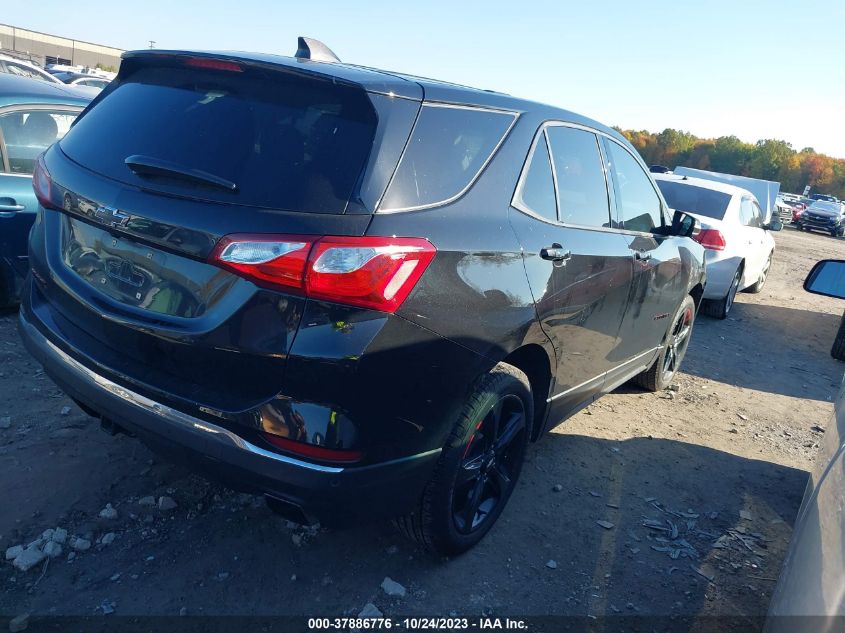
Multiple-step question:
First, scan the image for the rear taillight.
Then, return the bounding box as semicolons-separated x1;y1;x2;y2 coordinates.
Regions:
33;155;53;209
694;228;726;251
208;234;436;313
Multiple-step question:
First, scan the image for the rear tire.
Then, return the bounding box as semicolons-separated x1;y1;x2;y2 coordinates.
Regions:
744;252;772;294
832;311;845;362
394;363;532;556
633;295;696;391
701;264;742;319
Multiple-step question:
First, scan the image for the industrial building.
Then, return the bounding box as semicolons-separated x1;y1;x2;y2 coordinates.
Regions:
0;23;123;71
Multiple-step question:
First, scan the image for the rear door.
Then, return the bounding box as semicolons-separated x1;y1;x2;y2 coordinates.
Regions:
602;137;687;384
509;123;633;411
739;196;766;282
0;105;79;283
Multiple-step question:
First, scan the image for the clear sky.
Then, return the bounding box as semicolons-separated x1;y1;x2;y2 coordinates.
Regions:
5;0;845;157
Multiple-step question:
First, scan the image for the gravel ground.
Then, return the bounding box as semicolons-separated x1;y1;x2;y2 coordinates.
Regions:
0;226;843;629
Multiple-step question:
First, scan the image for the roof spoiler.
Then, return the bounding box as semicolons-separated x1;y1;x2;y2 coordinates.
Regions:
295;37;341;63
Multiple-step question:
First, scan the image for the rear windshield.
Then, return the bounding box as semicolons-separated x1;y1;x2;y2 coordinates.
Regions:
379;104;516;212
656;179;731;220
60;62;378;213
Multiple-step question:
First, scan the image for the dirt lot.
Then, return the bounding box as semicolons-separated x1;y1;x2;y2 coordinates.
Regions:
1;226;843;629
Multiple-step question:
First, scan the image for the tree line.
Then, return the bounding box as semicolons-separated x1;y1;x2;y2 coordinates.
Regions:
616;128;845;198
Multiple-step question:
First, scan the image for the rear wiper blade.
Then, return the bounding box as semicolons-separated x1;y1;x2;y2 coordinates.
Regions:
125;155;237;192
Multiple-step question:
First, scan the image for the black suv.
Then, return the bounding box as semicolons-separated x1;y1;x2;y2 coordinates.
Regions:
19;42;706;555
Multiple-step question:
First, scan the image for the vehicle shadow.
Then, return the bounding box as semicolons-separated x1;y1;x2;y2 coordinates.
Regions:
681;301;843;402
7;429;804;629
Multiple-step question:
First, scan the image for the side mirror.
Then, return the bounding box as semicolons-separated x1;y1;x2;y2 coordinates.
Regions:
764;218;783;231
804;259;845;299
671;210;700;238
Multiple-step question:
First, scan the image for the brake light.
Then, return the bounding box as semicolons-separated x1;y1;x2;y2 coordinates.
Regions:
262;433;363;463
694;228;726;251
208;234;436;313
33;155;53;209
184;57;244;73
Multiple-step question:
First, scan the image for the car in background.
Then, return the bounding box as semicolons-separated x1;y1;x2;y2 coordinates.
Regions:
775;195;794;223
795;200;845;237
0;74;91;307
811;193;839;203
767;260;845;631
0;55;63;85
654;173;782;319
50;72;111;93
17;43;705;555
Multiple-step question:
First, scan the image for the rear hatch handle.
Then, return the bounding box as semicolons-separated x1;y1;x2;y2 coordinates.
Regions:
125;155;238;192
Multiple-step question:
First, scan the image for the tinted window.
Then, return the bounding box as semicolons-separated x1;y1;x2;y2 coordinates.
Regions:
604;139;663;232
0;109;77;174
380;105;515;211
655;180;732;220
61;64;377;213
514;133;556;222
545;126;610;227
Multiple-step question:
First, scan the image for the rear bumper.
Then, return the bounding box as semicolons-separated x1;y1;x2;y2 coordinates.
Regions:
18;303;440;526
702;253;743;300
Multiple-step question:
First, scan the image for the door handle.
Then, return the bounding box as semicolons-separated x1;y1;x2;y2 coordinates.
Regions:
633;250;652;261
540;244;571;262
0;203;25;218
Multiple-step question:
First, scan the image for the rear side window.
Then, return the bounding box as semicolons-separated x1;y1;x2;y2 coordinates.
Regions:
60;63;378;213
546;126;611;227
379;105;516;212
604;139;664;233
655;180;732;220
0;109;77;174
514;133;557;222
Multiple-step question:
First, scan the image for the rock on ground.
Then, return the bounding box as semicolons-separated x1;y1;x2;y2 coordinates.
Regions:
42;541;63;559
359;603;383;618
99;504;118;519
8;613;29;633
381;577;406;597
12;547;46;572
158;496;178;511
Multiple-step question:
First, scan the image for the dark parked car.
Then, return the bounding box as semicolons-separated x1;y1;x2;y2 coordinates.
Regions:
0;74;91;307
19;41;706;554
795;200;845;237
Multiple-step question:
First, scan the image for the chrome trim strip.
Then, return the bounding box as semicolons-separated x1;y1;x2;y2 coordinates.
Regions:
511;120;671;237
376;102;520;214
39;334;345;474
547;372;605;403
546;347;660;403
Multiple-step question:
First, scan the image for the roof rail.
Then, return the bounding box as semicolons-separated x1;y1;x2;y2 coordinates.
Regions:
294;37;341;63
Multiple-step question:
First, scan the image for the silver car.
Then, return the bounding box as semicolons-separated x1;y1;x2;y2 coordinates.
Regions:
654;173;783;320
767;259;845;630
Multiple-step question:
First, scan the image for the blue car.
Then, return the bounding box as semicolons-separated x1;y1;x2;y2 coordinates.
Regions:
0;74;91;306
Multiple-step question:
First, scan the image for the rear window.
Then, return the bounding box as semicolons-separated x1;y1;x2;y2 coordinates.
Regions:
379;104;516;212
656;179;732;220
60;63;378;213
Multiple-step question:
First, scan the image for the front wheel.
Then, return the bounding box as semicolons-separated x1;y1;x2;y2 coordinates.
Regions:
633;295;696;391
394;363;532;555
